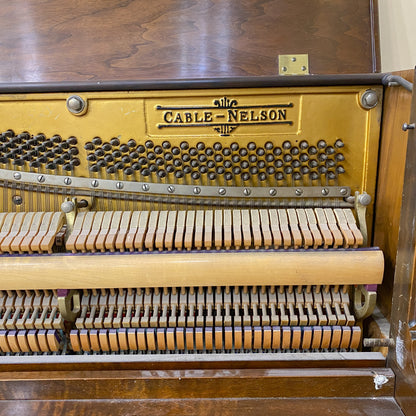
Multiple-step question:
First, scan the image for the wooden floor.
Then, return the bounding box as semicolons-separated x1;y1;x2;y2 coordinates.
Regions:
0;398;404;416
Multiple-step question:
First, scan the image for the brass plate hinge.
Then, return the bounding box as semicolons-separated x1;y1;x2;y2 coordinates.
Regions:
278;54;309;75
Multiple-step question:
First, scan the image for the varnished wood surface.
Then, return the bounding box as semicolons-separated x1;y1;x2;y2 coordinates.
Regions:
0;368;395;400
0;398;404;416
0;250;384;290
0;0;379;83
373;69;414;320
388;68;416;416
0;352;386;372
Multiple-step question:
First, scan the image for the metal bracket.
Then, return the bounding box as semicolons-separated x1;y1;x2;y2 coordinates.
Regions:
61;197;78;237
354;191;371;246
278;54;309;75
61;196;92;239
57;289;81;322
363;338;395;348
1;169;350;200
354;285;377;320
382;74;413;92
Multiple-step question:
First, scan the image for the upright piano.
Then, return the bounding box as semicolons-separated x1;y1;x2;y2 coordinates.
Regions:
0;1;415;415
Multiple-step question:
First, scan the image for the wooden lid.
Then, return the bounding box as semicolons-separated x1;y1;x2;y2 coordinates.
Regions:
0;0;379;83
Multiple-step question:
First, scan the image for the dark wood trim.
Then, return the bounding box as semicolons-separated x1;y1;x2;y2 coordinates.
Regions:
0;73;386;94
370;0;381;72
0;352;386;372
374;69;414;320
388;68;416;415
0;397;405;416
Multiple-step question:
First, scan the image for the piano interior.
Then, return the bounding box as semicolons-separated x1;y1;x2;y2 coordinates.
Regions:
0;82;390;358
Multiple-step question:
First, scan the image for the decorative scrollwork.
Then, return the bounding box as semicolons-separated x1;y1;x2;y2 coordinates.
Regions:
213;96;238;108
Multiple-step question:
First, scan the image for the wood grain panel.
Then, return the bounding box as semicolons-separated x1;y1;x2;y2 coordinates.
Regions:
0;250;384;290
0;0;379;83
388;68;416;416
0;368;395;400
0;398;405;416
373;69;414;319
0;352;386;372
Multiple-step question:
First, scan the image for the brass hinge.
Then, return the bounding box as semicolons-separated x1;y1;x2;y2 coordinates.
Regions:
278;54;309;75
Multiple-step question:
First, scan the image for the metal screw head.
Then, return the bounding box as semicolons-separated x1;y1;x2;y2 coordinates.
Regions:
193;187;201;195
167;185;175;193
282;66;288;72
402;122;415;131
358;193;372;206
340;188;348;196
37;174;45;183
360;90;378;109
142;184;150;192
64;177;72;185
295;188;303;196
61;200;75;213
321;188;329;196
218;188;226;196
269;188;277;197
66;95;86;114
12;195;23;206
116;182;123;190
291;57;297;62
91;179;99;188
243;188;251;196
13;172;21;180
301;65;307;71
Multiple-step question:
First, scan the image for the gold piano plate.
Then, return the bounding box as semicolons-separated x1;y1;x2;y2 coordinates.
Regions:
0;86;381;216
0;81;385;357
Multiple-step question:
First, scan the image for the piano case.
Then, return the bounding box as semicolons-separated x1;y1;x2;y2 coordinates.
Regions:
0;1;414;415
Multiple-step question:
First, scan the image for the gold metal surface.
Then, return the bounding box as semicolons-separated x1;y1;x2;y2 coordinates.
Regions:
0;86;382;222
57;289;81;322
354;285;377;320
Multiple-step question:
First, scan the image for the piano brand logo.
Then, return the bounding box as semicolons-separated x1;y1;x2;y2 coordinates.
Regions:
156;96;294;136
